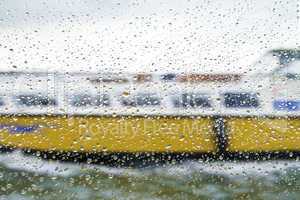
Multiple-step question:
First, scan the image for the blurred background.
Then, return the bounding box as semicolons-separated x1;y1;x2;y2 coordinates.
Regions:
0;0;298;73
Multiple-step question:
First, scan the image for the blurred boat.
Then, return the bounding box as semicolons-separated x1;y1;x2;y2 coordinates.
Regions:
0;49;299;158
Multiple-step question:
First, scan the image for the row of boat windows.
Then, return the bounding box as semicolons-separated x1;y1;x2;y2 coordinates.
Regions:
0;93;260;109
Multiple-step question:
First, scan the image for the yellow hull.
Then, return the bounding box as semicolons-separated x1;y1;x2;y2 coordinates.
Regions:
0;115;216;153
0;115;299;153
227;117;300;152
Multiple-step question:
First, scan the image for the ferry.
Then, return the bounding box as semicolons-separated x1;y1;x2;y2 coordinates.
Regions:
0;49;299;161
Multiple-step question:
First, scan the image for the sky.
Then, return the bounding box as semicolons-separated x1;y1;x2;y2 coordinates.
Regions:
0;0;299;74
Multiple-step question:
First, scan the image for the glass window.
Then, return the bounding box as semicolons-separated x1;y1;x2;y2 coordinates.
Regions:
16;94;57;106
278;61;300;80
273;100;300;111
160;73;177;81
94;94;110;106
273;49;300;65
88;74;129;83
71;94;93;107
121;93;160;107
0;98;4;106
172;93;212;108
223;93;259;108
71;94;110;107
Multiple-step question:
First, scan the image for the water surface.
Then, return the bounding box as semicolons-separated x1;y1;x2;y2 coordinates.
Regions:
0;151;299;200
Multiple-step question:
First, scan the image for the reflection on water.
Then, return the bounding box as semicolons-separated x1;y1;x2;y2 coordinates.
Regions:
0;151;299;200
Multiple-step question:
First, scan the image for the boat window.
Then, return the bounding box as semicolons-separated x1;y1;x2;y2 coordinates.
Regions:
0;98;4;106
121;93;161;106
94;94;110;106
273;100;300;111
71;94;93;106
172;93;212;108
71;94;110;107
223;93;259;108
285;73;300;80
16;94;57;106
273;49;300;65
88;74;128;83
278;61;300;80
160;73;177;81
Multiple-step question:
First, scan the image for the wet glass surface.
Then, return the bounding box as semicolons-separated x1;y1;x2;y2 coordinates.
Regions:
0;0;299;199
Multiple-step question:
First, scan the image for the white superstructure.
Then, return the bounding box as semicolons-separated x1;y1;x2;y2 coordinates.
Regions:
0;49;299;117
